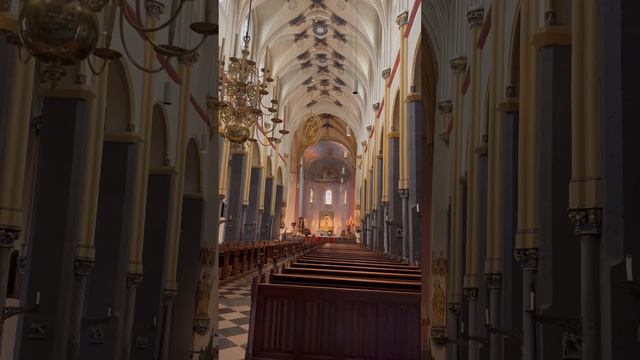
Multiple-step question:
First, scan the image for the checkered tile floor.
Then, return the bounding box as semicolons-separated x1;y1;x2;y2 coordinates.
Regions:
218;274;254;360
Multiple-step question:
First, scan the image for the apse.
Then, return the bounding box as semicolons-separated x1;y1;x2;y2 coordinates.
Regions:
299;140;355;236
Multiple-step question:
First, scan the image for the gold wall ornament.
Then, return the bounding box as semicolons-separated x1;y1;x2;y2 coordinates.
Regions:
298;113;322;146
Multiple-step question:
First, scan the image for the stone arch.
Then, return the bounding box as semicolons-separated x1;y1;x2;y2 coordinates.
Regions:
507;10;521;96
266;156;274;178
251;142;261;168
150;104;170;168
391;89;401;132
184;139;202;196
277;167;284;186
105;60;133;134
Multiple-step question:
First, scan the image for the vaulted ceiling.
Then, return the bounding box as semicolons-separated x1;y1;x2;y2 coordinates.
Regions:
227;0;385;137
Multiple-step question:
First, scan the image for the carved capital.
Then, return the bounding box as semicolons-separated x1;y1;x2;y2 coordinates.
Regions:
144;0;165;17
568;207;602;235
163;289;177;302
437;100;453;114
193;315;210;335
0;226;20;247
514;248;539;270
396;11;409;27
382;68;391;80
449;57;467;74
466;7;485;28
126;273;144;288
448;302;461;314
372;102;380;112
485;273;502;288
463;287;478;301
74;258;96;277
399;189;410;198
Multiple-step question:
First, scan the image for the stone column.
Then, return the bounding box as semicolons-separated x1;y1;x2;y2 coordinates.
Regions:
261;177;273;240
447;56;467;358
122;4;161;357
407;92;424;265
570;0;603;358
397;10;410;262
122;273;143;360
0;228;19;350
271;185;284;240
515;1;540;359
0;32;34;353
381;68;391;255
225;145;248;242
244;167;262;242
20;93;93;359
485;1;506;359
464;8;484;360
487;274;502;360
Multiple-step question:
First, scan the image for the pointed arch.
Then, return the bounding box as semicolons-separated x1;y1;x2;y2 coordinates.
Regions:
150;104;170;168
184;138;202;196
105;60;134;134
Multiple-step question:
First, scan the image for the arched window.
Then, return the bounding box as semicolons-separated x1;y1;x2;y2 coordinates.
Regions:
344;190;347;205
310;188;314;203
325;189;333;205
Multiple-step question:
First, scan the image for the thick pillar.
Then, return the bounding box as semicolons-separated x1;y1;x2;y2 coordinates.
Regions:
486;1;507;359
19;95;91;359
0;31;34;353
168;197;203;358
381;68;391;255
244;167;262;242
463;9;485;360
388;136;401;256
447;57;467;356
537;43;576;358
515;1;540;359
408;93;425;264
130;172;172;360
225;146;248;243
122;5;161;357
375;154;383;251
260;177;274;240
158;54;197;360
570;0;603;358
79;141;136;359
271;185;284;240
397;10;410;262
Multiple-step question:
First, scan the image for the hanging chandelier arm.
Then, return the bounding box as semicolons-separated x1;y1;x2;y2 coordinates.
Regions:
87;56;108;76
123;0;189;33
119;9;164;73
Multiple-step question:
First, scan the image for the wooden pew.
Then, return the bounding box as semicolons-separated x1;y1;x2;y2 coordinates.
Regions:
247;243;422;359
246;284;420;360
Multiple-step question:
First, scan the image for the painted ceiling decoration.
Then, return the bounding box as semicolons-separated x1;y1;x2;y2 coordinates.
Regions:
240;0;382;141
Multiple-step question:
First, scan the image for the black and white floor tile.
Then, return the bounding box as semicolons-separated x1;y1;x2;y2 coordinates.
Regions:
218;274;253;360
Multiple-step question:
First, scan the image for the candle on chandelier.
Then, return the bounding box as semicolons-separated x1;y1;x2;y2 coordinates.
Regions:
265;46;271;71
219;37;225;62
233;33;239;57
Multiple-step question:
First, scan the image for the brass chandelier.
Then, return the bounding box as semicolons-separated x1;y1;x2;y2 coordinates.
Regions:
10;0;217;86
218;0;288;144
